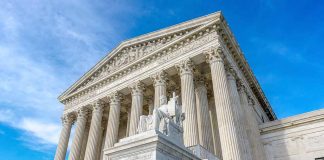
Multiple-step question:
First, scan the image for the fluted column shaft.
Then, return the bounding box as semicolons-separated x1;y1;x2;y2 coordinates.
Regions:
128;82;144;136
208;98;222;158
104;92;121;148
96;122;105;160
205;47;245;160
54;115;73;160
99;129;106;160
176;59;199;147
195;76;214;152
79;123;90;160
151;71;167;109
84;101;104;160
238;84;266;160
126;107;131;137
69;109;88;160
147;98;154;115
247;99;266;160
227;71;253;160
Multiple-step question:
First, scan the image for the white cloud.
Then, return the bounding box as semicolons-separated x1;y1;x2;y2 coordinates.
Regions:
19;118;61;145
0;0;139;152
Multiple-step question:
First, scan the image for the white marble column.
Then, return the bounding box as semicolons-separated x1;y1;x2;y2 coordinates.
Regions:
84;101;104;160
194;75;214;152
96;121;106;160
248;98;267;160
104;92;122;148
79;123;90;160
147;98;154;115
208;98;222;158
128;82;144;136
205;46;246;160
54;115;74;160
126;106;131;137
151;70;167;109
99;128;107;160
238;82;266;160
69;108;88;160
227;69;253;160
176;58;199;147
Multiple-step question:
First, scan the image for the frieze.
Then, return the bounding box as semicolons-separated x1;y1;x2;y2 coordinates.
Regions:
158;31;217;64
64;22;218;109
72;28;197;93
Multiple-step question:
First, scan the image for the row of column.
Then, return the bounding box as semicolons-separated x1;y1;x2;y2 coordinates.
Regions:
54;98;121;160
54;79;164;160
205;46;266;160
55;46;266;160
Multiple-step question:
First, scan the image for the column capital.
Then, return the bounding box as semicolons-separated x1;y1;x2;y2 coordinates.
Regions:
175;58;195;76
61;114;74;125
151;70;168;86
108;91;122;105
92;100;104;112
226;66;237;81
129;81;145;96
204;46;224;64
76;108;89;120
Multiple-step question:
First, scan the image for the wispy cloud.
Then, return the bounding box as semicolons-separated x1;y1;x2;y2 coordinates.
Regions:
0;0;139;152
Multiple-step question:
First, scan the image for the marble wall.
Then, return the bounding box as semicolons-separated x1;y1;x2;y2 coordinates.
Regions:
260;109;324;160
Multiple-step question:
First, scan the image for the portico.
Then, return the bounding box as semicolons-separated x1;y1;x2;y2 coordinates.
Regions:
54;12;276;160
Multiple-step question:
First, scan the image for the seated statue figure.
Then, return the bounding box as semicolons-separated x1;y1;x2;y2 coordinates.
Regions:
167;92;185;127
137;92;185;135
152;95;170;134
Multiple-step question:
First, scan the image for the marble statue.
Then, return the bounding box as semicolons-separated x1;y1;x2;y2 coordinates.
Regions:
137;92;184;135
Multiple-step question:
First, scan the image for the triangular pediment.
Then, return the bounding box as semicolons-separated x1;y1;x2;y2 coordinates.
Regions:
58;12;221;101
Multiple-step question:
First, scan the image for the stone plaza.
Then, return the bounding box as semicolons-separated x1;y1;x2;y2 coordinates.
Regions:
54;12;324;160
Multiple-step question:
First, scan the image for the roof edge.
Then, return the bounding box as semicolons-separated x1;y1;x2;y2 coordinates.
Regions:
58;11;222;100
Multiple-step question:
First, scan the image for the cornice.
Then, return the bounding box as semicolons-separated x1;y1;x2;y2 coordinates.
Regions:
62;18;220;109
216;17;277;120
259;109;324;134
58;12;221;101
58;11;277;121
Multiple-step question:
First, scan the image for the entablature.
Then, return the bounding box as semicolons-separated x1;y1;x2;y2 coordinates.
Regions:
59;11;277;120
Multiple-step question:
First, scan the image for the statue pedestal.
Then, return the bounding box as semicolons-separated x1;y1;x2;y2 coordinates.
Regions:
104;129;199;160
104;94;218;160
188;145;220;160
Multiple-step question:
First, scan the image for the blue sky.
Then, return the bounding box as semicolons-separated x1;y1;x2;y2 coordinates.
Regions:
0;0;323;159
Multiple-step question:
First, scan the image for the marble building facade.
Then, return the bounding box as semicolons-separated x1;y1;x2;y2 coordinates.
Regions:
54;12;324;160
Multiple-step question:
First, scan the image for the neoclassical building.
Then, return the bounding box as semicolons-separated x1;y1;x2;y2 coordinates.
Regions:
54;12;324;160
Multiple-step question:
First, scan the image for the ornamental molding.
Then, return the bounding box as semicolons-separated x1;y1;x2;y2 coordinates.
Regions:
61;114;75;125
59;11;276;120
59;12;222;102
214;16;277;120
175;58;195;76
151;70;168;86
108;91;123;104
63;19;219;109
72;28;194;93
129;81;145;95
